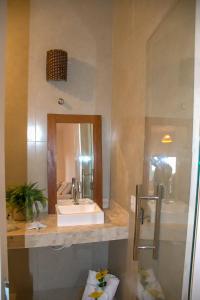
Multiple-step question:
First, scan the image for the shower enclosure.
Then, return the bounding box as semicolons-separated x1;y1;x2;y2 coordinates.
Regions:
132;0;200;299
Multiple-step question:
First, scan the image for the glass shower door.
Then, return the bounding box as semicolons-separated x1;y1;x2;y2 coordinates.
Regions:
133;0;197;299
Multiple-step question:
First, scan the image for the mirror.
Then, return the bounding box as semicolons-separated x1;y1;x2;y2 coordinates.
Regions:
56;123;94;200
47;114;102;213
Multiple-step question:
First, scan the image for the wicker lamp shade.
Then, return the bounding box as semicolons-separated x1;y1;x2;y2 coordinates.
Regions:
46;49;68;81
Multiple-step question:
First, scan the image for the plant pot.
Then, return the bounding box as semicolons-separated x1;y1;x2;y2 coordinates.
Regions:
13;208;26;221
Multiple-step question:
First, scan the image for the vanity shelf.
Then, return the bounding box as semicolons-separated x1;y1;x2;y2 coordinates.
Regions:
7;202;128;249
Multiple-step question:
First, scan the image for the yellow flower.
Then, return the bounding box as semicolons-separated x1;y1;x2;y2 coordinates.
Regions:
96;269;108;280
101;269;108;276
89;290;103;299
139;269;149;279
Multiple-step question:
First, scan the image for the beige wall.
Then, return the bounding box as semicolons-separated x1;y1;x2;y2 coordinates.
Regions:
5;1;30;296
9;243;108;300
110;2;145;297
7;1;112;298
26;1;112;291
5;0;30;187
145;0;195;206
109;0;185;299
110;0;178;211
27;0;112;202
0;0;8;297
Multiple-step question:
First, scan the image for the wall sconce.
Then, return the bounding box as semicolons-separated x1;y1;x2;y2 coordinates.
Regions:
46;49;68;81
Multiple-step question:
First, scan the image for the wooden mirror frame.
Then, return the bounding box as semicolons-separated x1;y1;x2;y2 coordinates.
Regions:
47;114;102;213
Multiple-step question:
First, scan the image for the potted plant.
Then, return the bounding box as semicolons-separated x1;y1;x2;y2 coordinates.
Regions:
6;182;47;221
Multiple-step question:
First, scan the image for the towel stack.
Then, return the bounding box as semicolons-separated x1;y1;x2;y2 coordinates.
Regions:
82;270;119;300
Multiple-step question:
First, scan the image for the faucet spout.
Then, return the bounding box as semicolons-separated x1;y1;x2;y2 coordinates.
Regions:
72;177;79;205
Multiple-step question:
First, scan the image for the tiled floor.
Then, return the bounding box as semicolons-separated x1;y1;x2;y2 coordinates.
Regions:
34;288;84;300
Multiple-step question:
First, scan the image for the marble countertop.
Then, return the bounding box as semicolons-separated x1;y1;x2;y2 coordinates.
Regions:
7;202;129;249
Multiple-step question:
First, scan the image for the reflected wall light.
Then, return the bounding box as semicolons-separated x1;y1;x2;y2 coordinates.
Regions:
46;49;68;81
161;134;173;144
79;155;92;163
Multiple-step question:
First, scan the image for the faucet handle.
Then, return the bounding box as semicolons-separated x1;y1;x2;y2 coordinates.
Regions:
77;182;82;193
72;177;76;187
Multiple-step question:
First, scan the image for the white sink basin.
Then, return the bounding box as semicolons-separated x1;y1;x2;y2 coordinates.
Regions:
56;199;104;227
57;198;96;214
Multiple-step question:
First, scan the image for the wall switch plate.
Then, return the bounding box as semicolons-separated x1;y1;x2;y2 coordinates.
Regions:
103;198;109;209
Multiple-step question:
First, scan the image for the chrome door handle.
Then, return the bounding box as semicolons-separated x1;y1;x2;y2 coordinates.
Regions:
133;184;164;261
153;184;163;259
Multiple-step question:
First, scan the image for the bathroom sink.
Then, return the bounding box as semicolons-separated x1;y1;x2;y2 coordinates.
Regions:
57;198;96;214
147;200;188;225
56;199;104;226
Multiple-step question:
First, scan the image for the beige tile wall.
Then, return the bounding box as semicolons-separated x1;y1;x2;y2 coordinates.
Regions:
27;0;112;202
7;0;112;298
5;0;30;187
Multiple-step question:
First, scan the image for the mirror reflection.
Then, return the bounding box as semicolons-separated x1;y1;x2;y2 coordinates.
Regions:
56;123;94;203
150;155;176;201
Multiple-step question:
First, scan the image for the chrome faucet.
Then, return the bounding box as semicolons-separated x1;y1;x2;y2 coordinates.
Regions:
72;178;79;205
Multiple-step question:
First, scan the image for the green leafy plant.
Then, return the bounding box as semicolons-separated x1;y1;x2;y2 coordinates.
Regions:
6;182;47;221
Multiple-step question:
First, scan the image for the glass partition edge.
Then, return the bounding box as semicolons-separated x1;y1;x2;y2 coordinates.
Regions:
182;0;200;298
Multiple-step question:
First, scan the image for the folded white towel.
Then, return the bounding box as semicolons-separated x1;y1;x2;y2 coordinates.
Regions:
82;270;119;300
26;221;47;230
137;269;165;300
